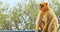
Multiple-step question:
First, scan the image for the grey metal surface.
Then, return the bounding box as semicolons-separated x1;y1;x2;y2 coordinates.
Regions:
0;30;42;32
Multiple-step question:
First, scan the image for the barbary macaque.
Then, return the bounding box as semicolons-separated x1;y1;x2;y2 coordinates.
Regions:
35;2;59;32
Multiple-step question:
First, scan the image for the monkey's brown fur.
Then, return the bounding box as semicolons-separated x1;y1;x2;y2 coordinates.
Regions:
35;2;59;32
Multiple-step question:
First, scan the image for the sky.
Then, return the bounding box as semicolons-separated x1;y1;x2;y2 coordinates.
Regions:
0;0;49;8
0;0;20;8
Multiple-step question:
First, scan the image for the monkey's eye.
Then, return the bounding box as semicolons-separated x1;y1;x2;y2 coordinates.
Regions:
40;4;44;8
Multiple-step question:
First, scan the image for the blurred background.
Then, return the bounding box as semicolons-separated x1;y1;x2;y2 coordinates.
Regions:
0;0;60;31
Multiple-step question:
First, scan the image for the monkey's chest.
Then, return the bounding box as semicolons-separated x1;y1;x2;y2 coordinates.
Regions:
39;16;47;28
41;15;47;23
40;14;52;27
40;13;52;23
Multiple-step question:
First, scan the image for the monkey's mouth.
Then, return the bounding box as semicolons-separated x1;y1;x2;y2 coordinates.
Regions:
39;4;44;8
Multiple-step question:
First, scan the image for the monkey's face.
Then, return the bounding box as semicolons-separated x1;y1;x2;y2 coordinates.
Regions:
39;2;49;12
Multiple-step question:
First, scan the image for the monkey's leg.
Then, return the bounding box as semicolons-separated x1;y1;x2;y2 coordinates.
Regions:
48;20;58;32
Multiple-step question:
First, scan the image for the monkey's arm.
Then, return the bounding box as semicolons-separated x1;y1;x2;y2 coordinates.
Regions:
42;21;48;32
42;11;52;32
35;14;41;32
35;22;39;32
35;13;45;32
35;13;41;32
35;19;44;32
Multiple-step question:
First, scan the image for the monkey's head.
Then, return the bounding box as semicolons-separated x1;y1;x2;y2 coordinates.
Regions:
39;2;49;12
